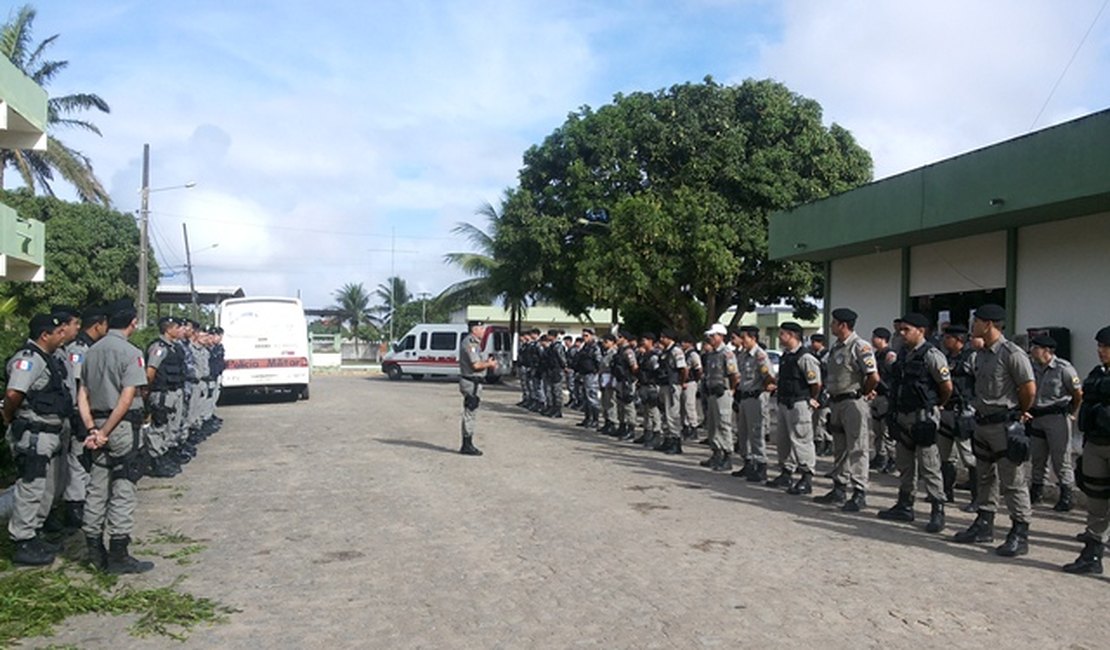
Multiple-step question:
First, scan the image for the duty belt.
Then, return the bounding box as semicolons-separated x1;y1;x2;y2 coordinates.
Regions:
830;391;862;403
1029;404;1069;417
737;390;762;400
975;410;1018;425
460;375;482;384
12;418;64;434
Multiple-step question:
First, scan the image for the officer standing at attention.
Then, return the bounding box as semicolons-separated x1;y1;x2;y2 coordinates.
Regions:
598;333;619;435
516;330;534;408
1027;335;1082;512
699;324;739;472
938;325;980;512
816;308;878;511
768;322;823;495
3;314;70;565
59;306;109;531
543;329;567;419
575;328;603;430
680;334;703;440
877;313;953;533
870;327;898;473
611;330;639;441
809;333;833;457
952;303;1036;558
144;316;186;478
730;325;774;482
458;320;497;456
656;329;688;454
1062;325;1110;574
78;299;153;574
634;333;663;448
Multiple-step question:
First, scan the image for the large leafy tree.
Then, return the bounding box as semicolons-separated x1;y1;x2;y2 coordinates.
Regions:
515;77;872;332
0;4;111;205
330;282;374;357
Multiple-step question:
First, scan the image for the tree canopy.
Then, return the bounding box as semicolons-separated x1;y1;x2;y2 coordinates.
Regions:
505;76;872;333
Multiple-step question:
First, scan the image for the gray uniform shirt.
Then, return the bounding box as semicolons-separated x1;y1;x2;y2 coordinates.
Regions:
825;331;877;395
972;335;1034;413
662;343;686;383
737;344;774;393
5;341;65;427
81;330;148;413
1033;356;1080;409
191;342;210;380
684;348;702;383
459;333;482;378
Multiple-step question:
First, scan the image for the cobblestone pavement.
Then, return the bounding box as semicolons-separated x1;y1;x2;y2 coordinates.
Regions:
34;374;1109;648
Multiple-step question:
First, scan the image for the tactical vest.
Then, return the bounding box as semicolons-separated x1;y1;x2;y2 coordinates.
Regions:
659;345;680;384
1078;366;1110;439
685;350;702;382
948;348;974;409
150;339;187;390
638;350;662;386
21;345;73;417
703;348;726;394
892;343;940;413
612;345;633;382
875;348;893;396
208;344;226;377
577;342;600;373
777;349;809;404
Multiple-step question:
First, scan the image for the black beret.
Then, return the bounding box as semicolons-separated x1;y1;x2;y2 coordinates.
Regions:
602;333;617;342
81;305;108;321
547;329;560;336
831;308;858;323
944;325;968;336
50;304;79;320
872;327;892;340
582;327;594;335
900;312;930;329
467;320;485;329
1097;326;1110;345
1030;335;1057;349
810;333;826;342
739;325;760;335
640;331;657;341
781;322;803;335
975;303;1006;322
660;329;677;340
157;315;181;326
104;298;135;316
29;313;62;338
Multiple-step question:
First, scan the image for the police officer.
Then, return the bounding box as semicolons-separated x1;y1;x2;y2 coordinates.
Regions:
1063;325;1110;574
656;329;687;454
730;325;774;482
458;320;498;456
870;327;898;473
187;322;210;436
1027;335;1082;511
700;324;739;472
680;334;702;440
816;308;879;511
206;325;226;430
543;329;567;418
635;333;663;448
144;316;187;478
938;324;980;512
610;330;639;441
60;305;109;531
575;328;603;430
78;299;154;573
768;322;822;495
516;330;534;408
952;303;1036;558
809;333;833;457
3;314;71;565
877;313;953;533
528;329;546;412
599;333;619;434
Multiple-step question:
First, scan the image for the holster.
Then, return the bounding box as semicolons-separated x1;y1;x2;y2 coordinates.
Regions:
463;393;481;411
955;412;977;441
1005;420;1031;464
911;420;938;447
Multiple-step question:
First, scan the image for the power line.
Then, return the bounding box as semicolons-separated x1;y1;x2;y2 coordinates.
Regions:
1030;0;1109;130
148;210;462;241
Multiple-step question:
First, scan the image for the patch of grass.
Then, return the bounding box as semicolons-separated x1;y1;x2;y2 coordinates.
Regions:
141;528;200;546
109;576;237;641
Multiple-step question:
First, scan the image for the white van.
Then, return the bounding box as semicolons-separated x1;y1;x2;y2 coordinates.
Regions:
217;296;311;399
381;323;512;382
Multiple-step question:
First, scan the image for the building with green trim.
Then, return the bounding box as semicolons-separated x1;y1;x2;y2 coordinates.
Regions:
769;108;1110;371
0;55;48;282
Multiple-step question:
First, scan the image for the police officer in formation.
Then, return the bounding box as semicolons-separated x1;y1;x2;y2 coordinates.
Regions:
679;334;702;439
870;327;898;473
699;324;738;471
808;333;832;457
1027;334;1081;512
599;333;619;434
730;325;774;482
1065;325;1110;574
656;330;687;454
769;322;822;495
145;316;188;478
938;324;980;512
574;328;602;430
543;329;568;419
60;306;109;531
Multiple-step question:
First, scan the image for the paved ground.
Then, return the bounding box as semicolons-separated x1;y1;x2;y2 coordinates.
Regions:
30;374;1110;648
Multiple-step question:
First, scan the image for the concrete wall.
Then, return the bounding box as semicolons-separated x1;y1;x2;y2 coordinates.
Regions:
1016;211;1110;372
910;231;1006;296
829;249;903;337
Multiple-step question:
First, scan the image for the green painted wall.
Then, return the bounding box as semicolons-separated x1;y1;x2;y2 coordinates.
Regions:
0;56;47;130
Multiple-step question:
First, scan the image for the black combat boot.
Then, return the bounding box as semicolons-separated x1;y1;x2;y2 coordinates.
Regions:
878;491;915;522
814;482;847;505
652;435;671;452
34;532;63;554
941;462;957;503
616;425;635;441
960;466;981;513
1062;539;1105;575
1029;482;1044;505
869;453;886;471
731;459;754;479
712;451;733;472
842;489;867;513
787;471;813;495
63;500;85;531
459;437;483;456
700;449;723;468
107;536;155;574
576;410;592;427
766;469;793;488
664;437;684;455
85;535;108;571
995;520;1030;557
633;431;649;444
747;462;768;483
925;500;946;533
1053;485;1074;512
599;421;614;435
952;510;995;544
11;537;55;566
147;455;180;479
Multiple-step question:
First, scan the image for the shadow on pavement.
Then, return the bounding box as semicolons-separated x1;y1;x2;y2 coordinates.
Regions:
376;437;458;455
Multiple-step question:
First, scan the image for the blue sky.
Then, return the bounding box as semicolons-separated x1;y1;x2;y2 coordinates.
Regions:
16;0;1110;310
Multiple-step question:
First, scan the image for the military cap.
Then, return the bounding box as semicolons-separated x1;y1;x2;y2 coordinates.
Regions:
1030;334;1057;349
780;322;803;335
660;329;678;340
81;305;108;321
214;326;224;335
547;329;560;336
1097;326;1110;345
640;331;657;341
943;324;968;336
831;308;858;323
810;333;826;343
104;298;135;317
467;319;485;329
29;313;62;339
727;327;743;338
704;323;727;337
900;312;930;329
975;303;1006;322
602;333;617;343
157;315;181;326
739;325;760;335
50;304;79;320
872;327;892;341
582;327;594;335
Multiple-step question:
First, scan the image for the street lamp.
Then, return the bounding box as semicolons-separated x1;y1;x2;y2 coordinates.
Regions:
137;143;196;328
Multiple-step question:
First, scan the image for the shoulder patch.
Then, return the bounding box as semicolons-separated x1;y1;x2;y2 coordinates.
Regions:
940;366;951;378
858;343;872;353
864;358;876;368
806;370;817;380
1072;376;1082;386
137;356;145;368
14;359;33;371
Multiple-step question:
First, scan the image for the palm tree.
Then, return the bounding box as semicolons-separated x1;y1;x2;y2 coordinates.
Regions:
373;276;411;341
331;282;373;357
0;4;111;205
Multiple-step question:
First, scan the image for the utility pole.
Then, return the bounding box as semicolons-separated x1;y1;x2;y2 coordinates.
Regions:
137;144;151;327
183;223;198;320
